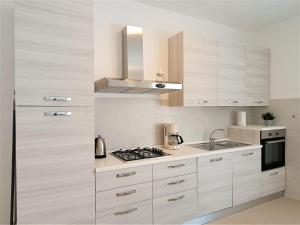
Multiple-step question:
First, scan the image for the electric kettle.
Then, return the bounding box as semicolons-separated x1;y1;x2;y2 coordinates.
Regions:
95;135;106;158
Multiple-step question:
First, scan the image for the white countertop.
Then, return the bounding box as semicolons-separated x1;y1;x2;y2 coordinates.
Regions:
230;125;287;131
95;140;262;173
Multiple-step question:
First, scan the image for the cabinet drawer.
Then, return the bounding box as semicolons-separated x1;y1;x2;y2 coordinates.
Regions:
96;200;152;225
96;165;152;192
96;182;152;211
153;173;197;198
198;153;233;216
153;158;196;180
262;167;285;196
153;189;197;225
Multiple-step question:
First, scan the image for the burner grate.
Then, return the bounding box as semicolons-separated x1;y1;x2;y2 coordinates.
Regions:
111;147;169;161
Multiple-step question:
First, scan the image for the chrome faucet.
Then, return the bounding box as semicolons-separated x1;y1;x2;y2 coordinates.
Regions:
209;128;225;150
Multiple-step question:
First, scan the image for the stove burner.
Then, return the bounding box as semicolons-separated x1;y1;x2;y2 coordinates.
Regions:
111;147;169;161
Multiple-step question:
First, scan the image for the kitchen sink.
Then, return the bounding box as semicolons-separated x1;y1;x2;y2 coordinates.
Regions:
188;140;250;151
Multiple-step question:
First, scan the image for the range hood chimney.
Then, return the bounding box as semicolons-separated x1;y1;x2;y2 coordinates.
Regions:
95;26;182;94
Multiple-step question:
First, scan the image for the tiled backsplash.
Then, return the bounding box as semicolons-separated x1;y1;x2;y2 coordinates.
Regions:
95;97;253;151
252;99;300;201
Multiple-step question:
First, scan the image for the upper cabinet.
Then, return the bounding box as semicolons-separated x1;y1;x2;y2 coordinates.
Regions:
246;46;270;106
168;32;270;107
15;0;94;107
169;32;218;106
218;42;246;106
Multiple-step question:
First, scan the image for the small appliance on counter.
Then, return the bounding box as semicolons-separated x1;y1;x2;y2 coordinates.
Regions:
163;123;184;150
236;111;247;127
95;135;106;158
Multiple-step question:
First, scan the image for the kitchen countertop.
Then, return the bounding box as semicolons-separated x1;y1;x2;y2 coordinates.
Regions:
95;140;262;173
230;125;287;131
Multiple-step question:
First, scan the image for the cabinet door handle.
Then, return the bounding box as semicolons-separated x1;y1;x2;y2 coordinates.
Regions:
231;100;239;104
242;152;254;156
269;171;279;176
167;179;185;186
44;96;72;102
194;100;208;104
253;101;264;104
168;163;185;169
116;171;136;178
114;207;138;216
210;157;222;162
167;195;185;202
116;190;136;197
44;112;72;117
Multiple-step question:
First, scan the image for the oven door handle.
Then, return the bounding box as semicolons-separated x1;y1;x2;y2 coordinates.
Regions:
266;139;285;144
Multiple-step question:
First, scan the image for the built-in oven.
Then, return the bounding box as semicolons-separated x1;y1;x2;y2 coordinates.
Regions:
261;129;285;171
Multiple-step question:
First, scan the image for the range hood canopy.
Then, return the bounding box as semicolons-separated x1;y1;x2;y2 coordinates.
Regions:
95;26;182;94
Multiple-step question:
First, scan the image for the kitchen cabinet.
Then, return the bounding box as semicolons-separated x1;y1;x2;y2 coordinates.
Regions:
169;32;218;106
14;0;95;224
218;42;246;106
262;167;285;196
15;0;94;107
233;149;262;206
246;46;270;106
197;153;233;216
16;107;95;224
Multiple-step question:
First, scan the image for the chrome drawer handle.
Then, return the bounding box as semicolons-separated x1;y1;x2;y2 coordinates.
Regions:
114;207;137;216
116;172;136;178
167;195;185;202
168;163;185;169
44;112;72;117
253;101;264;104
242;152;254;156
44;96;72;102
116;190;136;197
269;171;279;176
195;100;208;104
167;179;185;186
210;157;222;162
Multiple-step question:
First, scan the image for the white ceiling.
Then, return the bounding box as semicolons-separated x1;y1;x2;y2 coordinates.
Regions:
134;0;299;31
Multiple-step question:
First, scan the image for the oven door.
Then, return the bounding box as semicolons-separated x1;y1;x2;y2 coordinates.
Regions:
262;138;285;171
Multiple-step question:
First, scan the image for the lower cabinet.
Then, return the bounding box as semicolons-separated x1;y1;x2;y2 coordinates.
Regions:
153;189;198;225
198;153;233;216
96;200;153;225
233;149;262;206
262;167;285;196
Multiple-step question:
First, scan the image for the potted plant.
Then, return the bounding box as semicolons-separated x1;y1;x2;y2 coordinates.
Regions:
261;112;275;126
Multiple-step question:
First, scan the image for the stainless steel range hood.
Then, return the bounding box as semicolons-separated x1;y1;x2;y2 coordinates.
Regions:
95;26;182;94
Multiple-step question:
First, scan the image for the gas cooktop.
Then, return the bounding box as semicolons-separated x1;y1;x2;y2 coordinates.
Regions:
111;147;170;162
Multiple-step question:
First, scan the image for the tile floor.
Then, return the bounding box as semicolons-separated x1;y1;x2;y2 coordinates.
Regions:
209;197;300;224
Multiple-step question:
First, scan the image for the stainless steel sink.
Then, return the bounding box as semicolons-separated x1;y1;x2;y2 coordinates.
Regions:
188;141;250;151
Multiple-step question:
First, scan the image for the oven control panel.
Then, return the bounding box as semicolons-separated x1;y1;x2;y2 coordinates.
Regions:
261;129;286;140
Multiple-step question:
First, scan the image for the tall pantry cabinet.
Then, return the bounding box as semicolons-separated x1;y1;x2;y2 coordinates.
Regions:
14;0;95;224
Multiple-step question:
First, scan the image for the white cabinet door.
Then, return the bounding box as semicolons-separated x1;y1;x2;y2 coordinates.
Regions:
233;149;262;206
15;0;94;107
16;107;95;224
262;167;285;196
246;46;270;106
184;33;218;106
153;189;197;225
198;153;233;216
218;42;246;106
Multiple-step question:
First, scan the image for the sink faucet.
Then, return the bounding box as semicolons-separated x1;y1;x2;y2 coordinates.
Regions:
209;128;225;150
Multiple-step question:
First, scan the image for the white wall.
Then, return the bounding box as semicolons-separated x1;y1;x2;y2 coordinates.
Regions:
249;16;300;99
0;0;14;224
